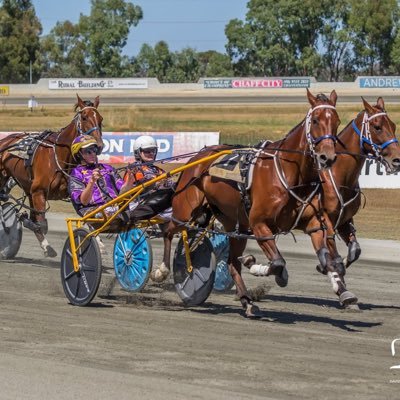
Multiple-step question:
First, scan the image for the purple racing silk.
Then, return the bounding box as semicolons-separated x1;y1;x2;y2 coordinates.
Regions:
68;164;124;216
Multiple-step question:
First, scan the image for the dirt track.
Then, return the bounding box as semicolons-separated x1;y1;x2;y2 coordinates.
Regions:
1;220;400;399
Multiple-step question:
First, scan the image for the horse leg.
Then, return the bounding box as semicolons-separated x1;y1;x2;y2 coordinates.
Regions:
227;234;261;318
150;222;174;282
316;222;346;277
337;219;361;269
29;191;57;258
248;222;288;287
307;217;357;307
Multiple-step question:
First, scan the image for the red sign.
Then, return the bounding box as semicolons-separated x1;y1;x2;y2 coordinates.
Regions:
232;79;283;88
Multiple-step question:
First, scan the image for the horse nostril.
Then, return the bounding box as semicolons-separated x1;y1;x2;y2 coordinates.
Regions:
392;158;400;166
319;154;327;162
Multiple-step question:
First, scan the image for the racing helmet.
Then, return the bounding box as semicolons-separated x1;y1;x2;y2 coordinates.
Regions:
71;135;99;160
133;135;158;160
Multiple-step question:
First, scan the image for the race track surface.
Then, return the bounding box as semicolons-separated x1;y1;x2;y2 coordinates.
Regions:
1;215;400;399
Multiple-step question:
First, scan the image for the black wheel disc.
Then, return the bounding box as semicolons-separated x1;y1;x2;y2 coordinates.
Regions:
0;202;22;259
60;228;102;306
173;231;216;306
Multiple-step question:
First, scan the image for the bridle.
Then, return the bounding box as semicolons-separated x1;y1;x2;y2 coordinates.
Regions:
351;110;398;159
305;104;338;163
74;106;102;136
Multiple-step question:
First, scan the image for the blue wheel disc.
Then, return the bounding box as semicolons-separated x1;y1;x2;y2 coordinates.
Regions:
113;228;152;292
209;233;234;292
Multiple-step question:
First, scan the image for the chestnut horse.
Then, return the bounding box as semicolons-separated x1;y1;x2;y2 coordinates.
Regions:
0;95;103;257
154;89;357;317
321;97;400;273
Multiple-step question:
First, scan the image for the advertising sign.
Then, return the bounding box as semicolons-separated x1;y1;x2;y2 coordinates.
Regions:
282;78;310;88
0;86;9;96
232;79;282;88
203;79;232;89
359;77;400;88
204;78;310;89
98;132;219;164
359;159;400;188
49;79;148;90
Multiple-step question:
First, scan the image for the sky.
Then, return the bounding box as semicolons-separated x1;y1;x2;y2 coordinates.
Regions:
31;0;248;56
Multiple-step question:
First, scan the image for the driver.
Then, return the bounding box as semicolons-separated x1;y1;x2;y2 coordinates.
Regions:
68;135;135;217
125;135;174;221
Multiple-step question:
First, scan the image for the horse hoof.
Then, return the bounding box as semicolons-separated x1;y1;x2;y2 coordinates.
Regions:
275;266;288;287
45;247;57;258
150;266;170;283
238;254;256;268
316;264;327;275
339;291;358;307
245;303;262;319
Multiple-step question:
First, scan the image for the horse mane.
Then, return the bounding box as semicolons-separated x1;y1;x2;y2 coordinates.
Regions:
73;100;94;112
315;93;329;102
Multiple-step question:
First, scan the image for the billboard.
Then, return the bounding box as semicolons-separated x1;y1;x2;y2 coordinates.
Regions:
48;79;148;90
359;159;400;188
0;86;9;96
203;78;310;89
359;77;400;88
99;132;219;164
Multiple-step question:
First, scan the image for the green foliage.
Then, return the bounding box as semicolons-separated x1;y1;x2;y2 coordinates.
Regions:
41;0;142;78
0;0;42;83
4;0;400;82
348;0;399;75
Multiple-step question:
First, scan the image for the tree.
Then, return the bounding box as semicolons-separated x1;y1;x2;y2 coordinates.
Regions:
40;21;88;78
198;51;234;77
41;0;142;78
225;0;331;77
0;0;42;83
80;0;142;77
348;0;399;75
319;1;353;81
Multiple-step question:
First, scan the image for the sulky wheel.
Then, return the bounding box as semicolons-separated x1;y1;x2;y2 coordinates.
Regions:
60;228;102;306
113;228;152;292
0;202;22;259
209;232;234;292
173;231;216;306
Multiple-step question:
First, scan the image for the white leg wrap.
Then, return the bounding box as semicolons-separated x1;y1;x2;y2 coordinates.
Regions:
40;238;49;252
150;262;170;282
249;264;271;276
328;271;341;293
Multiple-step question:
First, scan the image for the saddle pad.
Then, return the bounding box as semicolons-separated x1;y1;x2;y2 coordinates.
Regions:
209;152;248;184
7;136;34;159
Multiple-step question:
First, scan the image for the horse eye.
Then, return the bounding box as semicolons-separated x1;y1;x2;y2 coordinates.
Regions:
374;125;382;132
313;119;318;125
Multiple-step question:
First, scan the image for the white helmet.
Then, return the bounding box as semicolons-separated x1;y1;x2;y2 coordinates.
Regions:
133;135;158;160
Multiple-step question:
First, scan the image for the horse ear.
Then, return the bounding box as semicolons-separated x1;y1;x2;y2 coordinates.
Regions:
377;96;385;110
76;94;84;109
94;96;100;108
329;90;337;106
306;88;317;107
362;97;374;114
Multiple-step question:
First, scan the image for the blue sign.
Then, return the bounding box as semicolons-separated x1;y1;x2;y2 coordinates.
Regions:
102;133;174;161
359;77;400;88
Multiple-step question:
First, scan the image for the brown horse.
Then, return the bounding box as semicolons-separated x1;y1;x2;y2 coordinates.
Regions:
0;95;103;257
155;89;357;317
320;97;400;273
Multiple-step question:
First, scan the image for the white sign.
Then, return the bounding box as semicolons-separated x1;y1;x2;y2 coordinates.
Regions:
359;159;400;189
48;79;148;90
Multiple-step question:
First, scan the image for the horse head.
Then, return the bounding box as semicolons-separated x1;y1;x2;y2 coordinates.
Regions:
74;94;104;153
355;97;400;174
305;89;340;169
